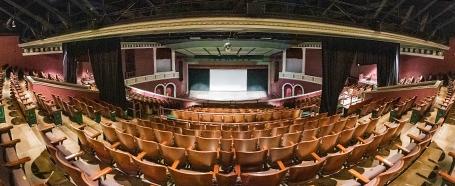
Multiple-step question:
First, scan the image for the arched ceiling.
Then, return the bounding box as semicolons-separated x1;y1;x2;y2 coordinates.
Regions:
2;0;455;46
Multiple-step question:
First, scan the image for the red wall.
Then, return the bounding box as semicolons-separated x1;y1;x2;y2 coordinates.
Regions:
132;78;185;97
270;79;322;98
134;48;154;76
399;37;455;79
305;49;322;77
399;55;447;79
0;36;64;75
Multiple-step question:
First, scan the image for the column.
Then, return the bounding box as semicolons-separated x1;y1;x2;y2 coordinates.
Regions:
302;48;306;74
171;49;176;72
282;50;286;73
153;47;157;74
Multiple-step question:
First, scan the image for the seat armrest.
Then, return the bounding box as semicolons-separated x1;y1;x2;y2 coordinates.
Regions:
407;133;423;143
90;167;113;181
357;137;367;144
348;169;370;184
394;144;410;154
375;155;393;167
384;122;395;129
4;157;31;168
0;125;13;133
0;139;21;148
75;124;87;130
448;151;455;159
438;171;455;184
417;125;431;133
276;160;286;170
234;164;241;176
311;152;322;161
171;160;180;169
65;151;84;161
50;136;67;145
136;151;147;160
38;124;54;133
212;164;220;178
336;144;347;152
88;131;101;139
111;142;121;149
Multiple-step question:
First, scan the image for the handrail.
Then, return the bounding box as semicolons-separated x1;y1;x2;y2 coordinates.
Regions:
377;81;440;91
268;90;322;102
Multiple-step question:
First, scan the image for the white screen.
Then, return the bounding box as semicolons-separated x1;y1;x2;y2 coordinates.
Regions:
210;69;247;91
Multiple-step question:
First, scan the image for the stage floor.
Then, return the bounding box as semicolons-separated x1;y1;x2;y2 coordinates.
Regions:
189;91;267;101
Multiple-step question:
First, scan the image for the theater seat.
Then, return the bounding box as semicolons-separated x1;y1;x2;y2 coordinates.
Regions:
132;156;167;185
289;154;326;183
169;167;214;186
240;168;287;186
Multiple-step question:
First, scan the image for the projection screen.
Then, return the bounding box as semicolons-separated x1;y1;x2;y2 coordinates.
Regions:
209;69;247;91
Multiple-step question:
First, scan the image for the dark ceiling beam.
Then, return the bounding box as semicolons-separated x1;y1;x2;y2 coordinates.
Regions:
0;6;37;37
335;1;369;11
400;5;414;25
380;0;406;22
334;4;356;23
373;0;388;19
236;48;242;55
403;0;437;25
68;0;97;17
2;0;55;30
429;16;455;38
426;2;455;24
80;0;100;17
35;0;71;28
419;12;429;32
115;1;138;22
322;0;338;16
142;0;155;7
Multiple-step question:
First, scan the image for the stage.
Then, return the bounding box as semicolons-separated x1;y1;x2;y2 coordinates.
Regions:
189;91;268;101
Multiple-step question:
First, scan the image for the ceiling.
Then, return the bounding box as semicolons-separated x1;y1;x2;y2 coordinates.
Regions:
168;40;289;56
2;0;455;45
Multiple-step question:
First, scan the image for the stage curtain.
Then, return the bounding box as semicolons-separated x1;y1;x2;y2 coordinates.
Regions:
87;38;127;107
320;38;399;114
320;38;357;114
355;41;399;87
62;42;84;83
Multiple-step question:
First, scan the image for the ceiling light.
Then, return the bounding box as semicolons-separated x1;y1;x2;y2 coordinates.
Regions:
11;20;16;28
224;42;232;53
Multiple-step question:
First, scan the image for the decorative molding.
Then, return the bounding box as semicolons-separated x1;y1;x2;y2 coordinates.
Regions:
124;72;179;86
296;42;322;49
22;45;62;56
18;17;449;50
21;42;164;56
400;46;444;59
121;42;164;49
279;72;322;85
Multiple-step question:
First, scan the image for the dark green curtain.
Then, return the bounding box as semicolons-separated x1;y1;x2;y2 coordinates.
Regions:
62;42;84;83
320;38;399;114
87;38;127;107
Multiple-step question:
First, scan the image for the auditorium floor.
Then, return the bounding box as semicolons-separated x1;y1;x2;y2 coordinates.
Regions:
2;79;455;186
